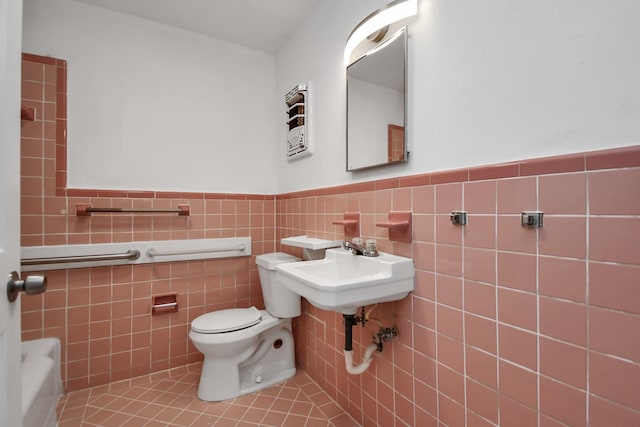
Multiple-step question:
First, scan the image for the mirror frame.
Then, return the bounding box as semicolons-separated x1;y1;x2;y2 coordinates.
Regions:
346;26;408;172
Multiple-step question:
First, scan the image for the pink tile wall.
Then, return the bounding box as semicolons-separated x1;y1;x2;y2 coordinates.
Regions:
277;147;640;426
20;54;275;391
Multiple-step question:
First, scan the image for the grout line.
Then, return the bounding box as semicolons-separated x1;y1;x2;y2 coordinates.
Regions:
585;170;591;425
535;175;541;427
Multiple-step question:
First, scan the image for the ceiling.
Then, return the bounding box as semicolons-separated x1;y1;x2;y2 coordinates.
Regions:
73;0;323;53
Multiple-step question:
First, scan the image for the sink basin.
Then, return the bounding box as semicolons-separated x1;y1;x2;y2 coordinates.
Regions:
275;248;415;314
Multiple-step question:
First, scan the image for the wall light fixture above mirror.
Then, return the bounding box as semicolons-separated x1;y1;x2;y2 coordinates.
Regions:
344;0;417;66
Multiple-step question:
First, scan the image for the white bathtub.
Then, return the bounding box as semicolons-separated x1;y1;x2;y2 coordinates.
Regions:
21;338;63;427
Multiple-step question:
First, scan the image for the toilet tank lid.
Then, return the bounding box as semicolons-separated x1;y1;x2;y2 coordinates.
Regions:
255;252;301;270
191;306;262;333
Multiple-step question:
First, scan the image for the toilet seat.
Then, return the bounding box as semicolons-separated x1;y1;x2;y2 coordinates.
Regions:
192;306;262;334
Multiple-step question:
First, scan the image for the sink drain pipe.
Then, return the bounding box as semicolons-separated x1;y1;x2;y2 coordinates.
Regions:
343;314;378;375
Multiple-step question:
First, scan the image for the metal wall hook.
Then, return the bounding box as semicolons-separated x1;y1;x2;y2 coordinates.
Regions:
521;211;544;228
7;271;47;302
450;211;467;226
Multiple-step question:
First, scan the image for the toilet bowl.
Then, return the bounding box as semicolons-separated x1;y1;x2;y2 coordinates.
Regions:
189;252;301;401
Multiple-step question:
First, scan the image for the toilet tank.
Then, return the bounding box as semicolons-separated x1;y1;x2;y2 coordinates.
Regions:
256;252;301;318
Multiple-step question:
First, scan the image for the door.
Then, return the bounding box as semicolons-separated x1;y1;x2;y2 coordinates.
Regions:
0;0;24;426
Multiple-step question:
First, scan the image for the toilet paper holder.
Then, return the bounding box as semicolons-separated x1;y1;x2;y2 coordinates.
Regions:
152;293;178;315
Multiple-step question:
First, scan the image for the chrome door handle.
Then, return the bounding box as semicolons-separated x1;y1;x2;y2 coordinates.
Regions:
7;271;47;302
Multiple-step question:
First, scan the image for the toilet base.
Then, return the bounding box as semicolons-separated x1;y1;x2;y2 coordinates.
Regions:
195;318;296;401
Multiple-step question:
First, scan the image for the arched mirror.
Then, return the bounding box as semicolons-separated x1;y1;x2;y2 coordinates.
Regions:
346;27;408;171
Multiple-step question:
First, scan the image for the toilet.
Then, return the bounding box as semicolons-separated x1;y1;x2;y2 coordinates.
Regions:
189;252;301;401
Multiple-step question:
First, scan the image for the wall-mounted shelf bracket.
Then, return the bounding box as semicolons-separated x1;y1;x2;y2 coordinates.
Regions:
332;212;360;238
376;211;412;242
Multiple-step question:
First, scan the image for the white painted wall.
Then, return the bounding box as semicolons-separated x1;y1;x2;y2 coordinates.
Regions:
276;0;640;193
21;0;640;195
22;0;279;194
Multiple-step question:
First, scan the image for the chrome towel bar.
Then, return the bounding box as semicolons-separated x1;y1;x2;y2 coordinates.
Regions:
76;204;190;216
21;249;141;267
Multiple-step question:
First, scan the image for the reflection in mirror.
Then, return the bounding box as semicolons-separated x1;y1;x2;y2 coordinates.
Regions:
347;27;407;171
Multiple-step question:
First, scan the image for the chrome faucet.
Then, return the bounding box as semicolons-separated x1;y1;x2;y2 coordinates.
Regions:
343;241;379;257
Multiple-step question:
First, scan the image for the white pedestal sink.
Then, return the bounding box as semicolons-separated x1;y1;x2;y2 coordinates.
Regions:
275;247;415;314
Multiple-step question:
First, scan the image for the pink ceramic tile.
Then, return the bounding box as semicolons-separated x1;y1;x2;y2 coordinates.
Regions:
539;337;586;389
414;407;437;427
463;215;496;249
499;360;538;410
498;324;537;370
539;216;586;259
586;145;640;170
539;297;586;346
497;288;537;332
438;364;465;403
435;183;463;214
43;289;66;309
374;189;392;214
413;242;435;271
466;378;498;423
411;185;435;213
414;378;437;416
539;377;586;426
497;177;537;214
414;325;437;361
589;351;640;411
414;270;435;300
413;296;436;330
413;348;437;386
21;310;42;331
436;274;463;309
589;394;640;426
394;393;415;426
465;345;497;389
589;262;640;314
464;313;497;355
497;215;537;254
464;180;497;214
464;247;496;284
539;173;587;214
438;394;465;427
435;214;462;245
435;244;463;278
589;217;640;265
437;305;463;341
497;252;536;292
393;362;413;400
392;187;412;211
589;168;640;215
437;333;464;372
589;307;640;363
412;213;434;242
539;256;586;303
464;280;496;319
499;395;538;427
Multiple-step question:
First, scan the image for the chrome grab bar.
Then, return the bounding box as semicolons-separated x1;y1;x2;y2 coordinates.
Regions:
146;245;246;257
21;249;141;266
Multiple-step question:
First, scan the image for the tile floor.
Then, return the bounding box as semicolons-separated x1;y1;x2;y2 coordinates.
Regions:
57;363;360;426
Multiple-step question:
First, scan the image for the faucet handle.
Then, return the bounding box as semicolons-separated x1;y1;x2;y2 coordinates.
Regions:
365;239;377;251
